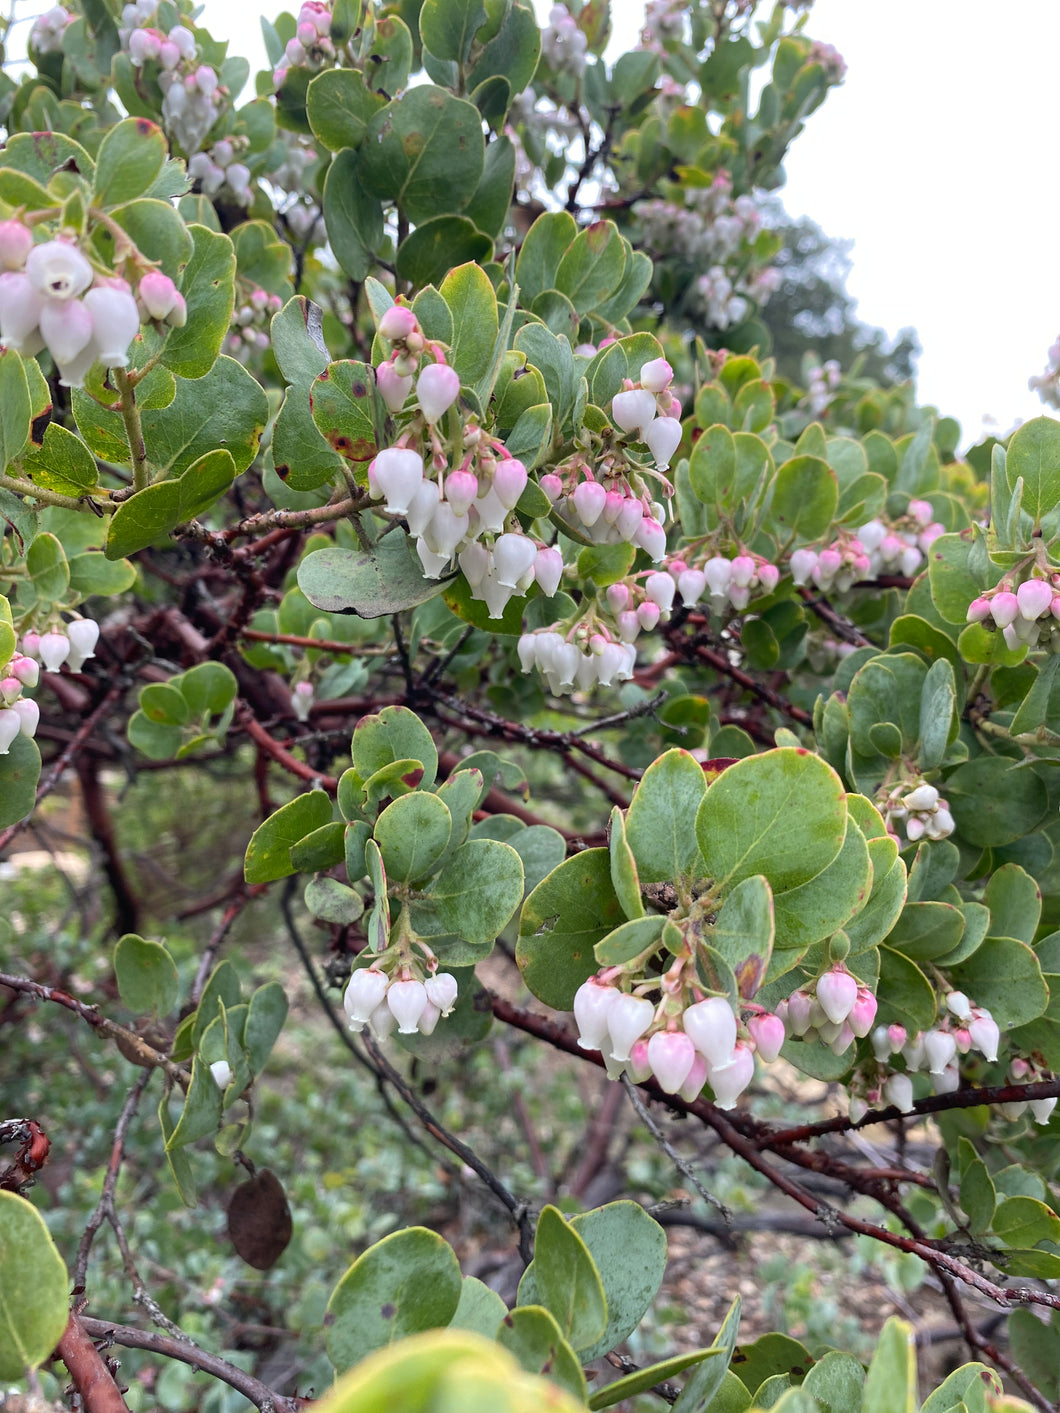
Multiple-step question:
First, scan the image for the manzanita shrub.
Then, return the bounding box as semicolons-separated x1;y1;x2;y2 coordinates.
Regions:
2;0;1060;1409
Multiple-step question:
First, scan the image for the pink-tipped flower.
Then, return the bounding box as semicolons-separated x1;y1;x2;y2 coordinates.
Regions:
372;447;424;516
606;583;630;615
730;555;756;588
138;270;182;323
1017;578;1052;621
539;472;563;501
376;359;414;412
703;556;733;596
747;1011;785;1063
644;571;675;613
291;681;314;721
38;631;70;673
709;1040;755;1110
0;221;32;271
679;1051;709;1101
815;968;858;1025
493;458;528;510
573;479;607;527
378;304;419;341
789;547;818;586
636;516;667;561
677;568;706;606
416;362;459;423
647;1030;696;1094
0;709;20;754
945;991;971;1021
573;978;620;1051
966;596;993;623
343;968;390;1028
444;470;478;517
883;1072;915;1112
492;532;537;589
785;989;813;1036
848;986;878;1038
387;978;428;1034
10;656;38;689
990;591;1019;628
425;973;458;1016
12;698;39;740
637;601;660;632
40;297;93;367
628;1038;652;1084
908;498;934;526
611;388;657;435
643;416;682;471
682;996;737;1068
534;546;563;598
606;993;654;1061
968;1009;1000;1062
639;357;673;392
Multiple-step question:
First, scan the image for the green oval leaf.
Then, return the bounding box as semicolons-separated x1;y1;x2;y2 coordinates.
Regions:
0;1192;70;1380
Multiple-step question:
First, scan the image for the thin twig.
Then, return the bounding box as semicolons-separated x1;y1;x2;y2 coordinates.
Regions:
621;1075;731;1221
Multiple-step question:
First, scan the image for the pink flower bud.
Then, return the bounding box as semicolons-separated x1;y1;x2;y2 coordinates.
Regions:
343;968;390;1027
539;473;563;501
639;357;673;392
0;221;32;271
10;656;38;688
682;996;737;1068
908;498;934;526
815;968;858;1025
0;677;19;705
534;546;563;598
376;359;413;412
611;388;656;434
990;591;1019;628
617;610;640;642
373;447;424;515
647;1030;697;1094
572;479;606;527
1017;578;1053;621
637;601;660;631
848;987;878;1038
747;1011;785;1063
816;548;842;579
709;1040;755;1109
757;563;780;594
291;681;314;721
606;993;654;1061
785;989;813;1036
606;583;630;615
425;972;458;1016
416;363;460;423
730;555;756;587
628;1038;652;1084
966;595;991;623
444;470;478;517
616;498;645;541
378;304;418;341
493;458;528;510
387;978;428;1034
679;1051;709;1101
138;270;182;323
20;632;40;659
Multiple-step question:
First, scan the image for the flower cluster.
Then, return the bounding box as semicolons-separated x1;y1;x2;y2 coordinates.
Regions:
368;305;558;619
227;286;283;357
273;0;335;89
189;141;253;208
809;40;848;82
343;967;459;1039
120;4;222;155
0;229;185;388
967;574;1060;652
879;781;955;843
807;358;840;416
22;619;100;675
786;505;942;596
1029;335;1060;410
778;966;878;1058
0;649;39;756
30;4;74;53
540;4;589;76
517;628;636;696
639;0;688;49
672;553;781;616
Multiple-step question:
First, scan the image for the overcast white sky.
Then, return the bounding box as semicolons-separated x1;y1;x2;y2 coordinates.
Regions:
10;0;1057;446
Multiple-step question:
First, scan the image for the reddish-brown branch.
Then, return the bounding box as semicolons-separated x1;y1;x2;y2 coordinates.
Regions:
237;704;338;791
56;1314;132;1413
689;643;813;726
77;753;140;935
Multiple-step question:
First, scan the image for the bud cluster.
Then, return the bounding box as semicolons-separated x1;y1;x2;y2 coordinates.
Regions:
517;627;636;696
227;285;283;358
0;648;40;756
807;359;841;416
343;967;459;1039
273;0;335;90
639;0;688;49
119;5;223;155
878;781;954;843
778;966;878;1058
966;574;1060;652
189;140;254;209
541;4;589;76
21;619;100;676
30;4;74;53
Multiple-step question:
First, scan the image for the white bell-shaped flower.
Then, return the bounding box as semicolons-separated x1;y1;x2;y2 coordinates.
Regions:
0;272;43;351
647;1030;696;1094
26;239;93;301
424;973;458;1016
573;978;619;1051
38;631;71;673
611;388;656;434
406;478;441;537
416;362;460;423
386;978;429;1034
492;532;537;589
84;285;141;366
709;1041;755;1110
12;698;39;739
606;993;654;1061
373;448;424;516
39;297;94;366
643;416;682;471
343;968;391;1027
209;1059;233;1090
0;708;20;754
682;996;736;1068
67;618;100;669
